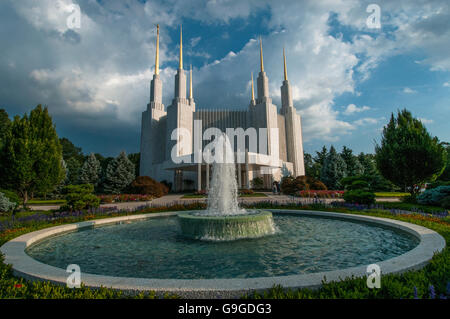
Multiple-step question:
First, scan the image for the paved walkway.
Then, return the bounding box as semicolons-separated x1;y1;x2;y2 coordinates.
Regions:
29;193;400;211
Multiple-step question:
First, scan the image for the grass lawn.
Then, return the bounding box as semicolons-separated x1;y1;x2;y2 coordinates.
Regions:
375;192;410;197
376;201;447;214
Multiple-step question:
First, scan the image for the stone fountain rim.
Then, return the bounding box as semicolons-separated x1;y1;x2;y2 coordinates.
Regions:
178;210;272;220
0;209;445;299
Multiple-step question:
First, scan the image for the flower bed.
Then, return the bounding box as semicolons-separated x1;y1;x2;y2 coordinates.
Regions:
98;194;153;204
297;190;344;199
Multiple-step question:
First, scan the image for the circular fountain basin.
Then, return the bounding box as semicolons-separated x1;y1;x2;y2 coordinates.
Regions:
178;210;276;241
0;210;445;298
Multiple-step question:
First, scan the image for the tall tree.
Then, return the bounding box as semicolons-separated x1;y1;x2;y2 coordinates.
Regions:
1;105;64;203
128;153;140;177
66;157;81;185
315;146;328;167
320;146;347;190
0;109;11;150
375;109;447;195
341;146;364;176
0;109;12;188
103;151;135;194
437;143;450;182
78;153;101;187
60;137;84;162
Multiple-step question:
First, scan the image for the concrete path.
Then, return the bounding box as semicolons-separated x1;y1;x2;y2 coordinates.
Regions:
29;193;399;211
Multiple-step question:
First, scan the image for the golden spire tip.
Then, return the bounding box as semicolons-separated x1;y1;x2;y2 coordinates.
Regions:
259;36;264;73
155;24;160;75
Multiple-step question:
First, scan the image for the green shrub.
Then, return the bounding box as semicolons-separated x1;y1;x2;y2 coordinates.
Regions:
439;196;450;209
0;189;20;208
417;186;450;206
402;194;418;204
348;180;369;191
0;192;16;213
61;184;100;211
281;176;327;195
128;176;168;198
251;177;264;190
344;190;376;205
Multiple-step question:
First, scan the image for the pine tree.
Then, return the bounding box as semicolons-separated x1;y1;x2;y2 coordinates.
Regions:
103;151;135;194
341;146;364;176
78;153;101;187
375;109;447;195
320;146;347;190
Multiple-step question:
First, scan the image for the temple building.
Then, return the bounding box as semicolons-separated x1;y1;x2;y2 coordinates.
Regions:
140;25;305;191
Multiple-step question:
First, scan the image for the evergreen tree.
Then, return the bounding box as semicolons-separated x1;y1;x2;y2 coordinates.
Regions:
1;105;64;203
375;109;447;195
78;153;101;187
128;153;141;178
320;146;347;190
315;146;328;166
0;109;11;150
103;151;135;194
0;109;12;188
66;157;81;185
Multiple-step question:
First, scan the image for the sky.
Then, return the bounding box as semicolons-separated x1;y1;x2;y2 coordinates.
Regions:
0;0;449;157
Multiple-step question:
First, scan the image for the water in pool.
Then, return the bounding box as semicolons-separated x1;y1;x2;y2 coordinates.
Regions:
26;213;419;279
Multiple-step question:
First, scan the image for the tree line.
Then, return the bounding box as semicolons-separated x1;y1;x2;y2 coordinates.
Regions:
0;106;448;206
0;105;140;205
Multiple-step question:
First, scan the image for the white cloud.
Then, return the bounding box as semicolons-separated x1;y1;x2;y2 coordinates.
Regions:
190;36;201;47
344;104;370;115
403;87;417;94
2;0;450;151
354;117;379;126
444;82;450;87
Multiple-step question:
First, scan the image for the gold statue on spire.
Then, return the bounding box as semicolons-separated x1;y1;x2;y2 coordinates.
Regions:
189;64;193;99
155;24;160;75
251;72;255;101
283;47;288;81
179;25;183;70
259;36;264;72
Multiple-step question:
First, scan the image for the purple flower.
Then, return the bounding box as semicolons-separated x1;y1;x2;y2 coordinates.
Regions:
429;285;436;299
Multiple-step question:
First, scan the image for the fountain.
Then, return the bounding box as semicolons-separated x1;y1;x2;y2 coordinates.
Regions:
178;134;277;241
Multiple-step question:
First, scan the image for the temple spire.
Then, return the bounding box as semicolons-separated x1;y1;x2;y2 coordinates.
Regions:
155;24;160;75
251;72;255;101
283;47;288;81
189;64;193;99
179;25;183;70
259;36;264;72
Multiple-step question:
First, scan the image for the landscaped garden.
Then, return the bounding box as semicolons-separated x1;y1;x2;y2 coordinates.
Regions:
0;107;449;299
0;200;449;299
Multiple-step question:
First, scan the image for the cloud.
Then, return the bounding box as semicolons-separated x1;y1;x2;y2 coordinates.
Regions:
444;82;450;87
403;87;417;94
344;104;371;115
354;117;379;126
1;0;450;155
190;36;201;47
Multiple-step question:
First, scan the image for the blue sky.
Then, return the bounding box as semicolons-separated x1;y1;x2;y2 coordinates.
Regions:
0;0;449;157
